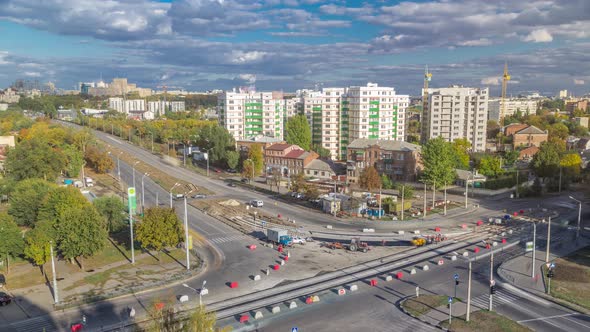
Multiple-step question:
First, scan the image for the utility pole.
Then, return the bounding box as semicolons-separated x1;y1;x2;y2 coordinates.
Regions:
129;198;135;264
465;177;469;209
50;241;58;304
443;181;447;216
141;173;149;215
378;185;382;220
489;249;494;311
432;179;436;209
531;222;537;278
466;260;472;322
546;217;551;263
423;182;427;219
184;195;191;270
570;196;582;240
401;186;405;221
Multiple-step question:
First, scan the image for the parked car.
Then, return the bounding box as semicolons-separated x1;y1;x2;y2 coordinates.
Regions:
291;236;306;245
241;178;249;183
228;182;236;187
214;169;221;173
226;169;237;173
191;194;207;199
249;200;264;207
0;292;12;306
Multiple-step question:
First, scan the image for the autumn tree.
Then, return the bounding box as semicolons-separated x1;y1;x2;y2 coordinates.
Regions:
560;153;582;179
270;168;283;193
285;114;311;150
37;186;89;227
135;208;184;252
85;145;114;173
359;166;381;193
290;172;307;193
23;226;52;276
0;213;24;274
247;143;264;175
8;178;57;227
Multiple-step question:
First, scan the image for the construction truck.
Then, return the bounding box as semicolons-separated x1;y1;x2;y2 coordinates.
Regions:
411;237;427;247
267;228;293;246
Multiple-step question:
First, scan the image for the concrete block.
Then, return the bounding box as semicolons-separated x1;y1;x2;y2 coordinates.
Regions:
501;232;506;237
414;230;420;235
508;229;513;234
326;225;333;229
348;284;358;292
289;301;298;309
493;241;498;247
266;269;270;276
253;275;261;281
398;230;405;235
254;311;263;319
385;275;393;282
312;295;320;303
410;268;417;275
362;228;375;233
271;306;281;314
423;265;429;271
287;251;291;258
463;251;469;257
451;255;457;261
280;260;285;266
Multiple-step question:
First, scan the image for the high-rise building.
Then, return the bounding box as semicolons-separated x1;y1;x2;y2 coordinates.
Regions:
423;85;489;151
217;90;286;141
488;98;538;122
301;88;346;159
147;101;185;115
559;90;568;99
108;97;146;114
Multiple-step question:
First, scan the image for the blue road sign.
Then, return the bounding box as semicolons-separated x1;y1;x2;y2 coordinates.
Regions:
550;263;555;269
448;297;453;303
454;273;459;280
292;328;298;332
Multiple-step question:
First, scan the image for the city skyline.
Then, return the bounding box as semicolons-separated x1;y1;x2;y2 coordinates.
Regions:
0;0;588;96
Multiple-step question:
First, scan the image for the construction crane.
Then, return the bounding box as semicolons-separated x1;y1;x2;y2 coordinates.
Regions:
421;65;432;143
500;62;511;127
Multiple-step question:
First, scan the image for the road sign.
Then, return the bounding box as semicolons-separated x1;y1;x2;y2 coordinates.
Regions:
292;328;298;332
525;241;534;252
127;187;137;213
454;273;459;280
549;262;555;269
448;297;453;303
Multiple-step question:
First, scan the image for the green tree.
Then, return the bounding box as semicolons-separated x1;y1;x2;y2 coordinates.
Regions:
548;122;569;140
312;144;331;159
452;138;471;169
532;141;562;179
421;137;457;186
198;126;235;164
503;150;519;167
73;128;93;153
5;136;67;182
247;143;264;175
135;208;184;252
290;172;307;193
23;226;52;276
8;178;57;227
381;174;394;189
93;196;126;233
285;114;311;150
359;166;382;192
225;150;239;170
0;213;24;274
478;155;505;178
56;205;107;269
37;186;90;228
396;183;414;201
63;145;84;177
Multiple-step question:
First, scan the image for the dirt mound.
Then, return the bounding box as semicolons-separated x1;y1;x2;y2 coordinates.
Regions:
219;199;241;207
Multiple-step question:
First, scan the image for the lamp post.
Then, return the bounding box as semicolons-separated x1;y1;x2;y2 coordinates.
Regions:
465;174;472;209
422;180;427;219
457;255;473;322
132;161;140;189
569;196;582;240
141;173;150;214
400;185;405;221
183;190;194;270
532;221;537;278
205;148;212;177
169;183;180;208
50;241;58;304
489;249;494;311
150;131;154;153
545;217;552;263
443;181;447;216
432;179;436;209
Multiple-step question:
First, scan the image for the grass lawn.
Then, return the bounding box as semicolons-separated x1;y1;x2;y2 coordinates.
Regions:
543;246;590;310
402;295;459;317
440;310;532;332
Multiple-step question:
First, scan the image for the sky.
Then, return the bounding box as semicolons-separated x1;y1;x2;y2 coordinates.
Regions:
0;0;589;96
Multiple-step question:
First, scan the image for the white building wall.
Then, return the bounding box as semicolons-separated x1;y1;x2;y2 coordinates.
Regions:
488;98;538;122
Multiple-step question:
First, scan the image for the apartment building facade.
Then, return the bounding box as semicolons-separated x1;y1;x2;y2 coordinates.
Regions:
108;97;146;114
422;86;489;151
264;143;318;176
488;98;538;122
218;90;285;141
147;101;186;115
346;138;422;184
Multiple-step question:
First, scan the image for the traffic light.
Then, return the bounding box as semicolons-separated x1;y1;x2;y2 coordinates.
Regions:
490;285;496;294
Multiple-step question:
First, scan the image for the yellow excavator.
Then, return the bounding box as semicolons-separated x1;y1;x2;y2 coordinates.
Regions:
411;236;426;247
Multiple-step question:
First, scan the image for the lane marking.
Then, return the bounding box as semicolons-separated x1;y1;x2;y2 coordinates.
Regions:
517;313;580;323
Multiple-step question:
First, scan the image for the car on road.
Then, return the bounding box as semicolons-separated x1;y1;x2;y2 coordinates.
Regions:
250;200;264;207
173;194;185;200
0;292;12;306
191;194;207;199
241;178;249;183
226;169;237;173
291;236;306;245
228;182;236;187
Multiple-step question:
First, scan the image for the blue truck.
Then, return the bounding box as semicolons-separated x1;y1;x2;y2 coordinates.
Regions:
267;228;293;246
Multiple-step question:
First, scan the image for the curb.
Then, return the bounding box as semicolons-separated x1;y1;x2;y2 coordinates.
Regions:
397;296;447;331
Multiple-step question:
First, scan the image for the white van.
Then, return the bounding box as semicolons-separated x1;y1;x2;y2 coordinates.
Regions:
85;177;94;187
250;200;264;207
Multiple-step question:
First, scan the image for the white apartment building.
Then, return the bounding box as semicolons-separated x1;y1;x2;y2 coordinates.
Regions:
108;97;146;114
423;86;488;151
218;90;285;141
301;88;346;159
147;101;186;115
488;98;538;122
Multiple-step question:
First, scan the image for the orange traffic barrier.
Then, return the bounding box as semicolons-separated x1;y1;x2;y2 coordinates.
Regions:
370;279;378;286
273;264;280;271
396;272;403;279
239;315;249;323
230;282;239;288
474;247;480;253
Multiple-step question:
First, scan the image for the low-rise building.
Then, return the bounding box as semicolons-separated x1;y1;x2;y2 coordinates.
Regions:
236;136;285;159
519;146;540;161
566;99;588;113
264;143;318;176
304;159;337;181
512;125;548;148
0;88;20;103
504;123;529;136
575;117;589;128
346;138;421;185
488;98;538;122
0;136;16;172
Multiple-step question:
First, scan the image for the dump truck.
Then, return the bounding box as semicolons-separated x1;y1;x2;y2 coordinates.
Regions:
267;228;292;246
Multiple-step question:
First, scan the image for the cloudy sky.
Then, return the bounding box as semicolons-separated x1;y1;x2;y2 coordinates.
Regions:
0;0;589;96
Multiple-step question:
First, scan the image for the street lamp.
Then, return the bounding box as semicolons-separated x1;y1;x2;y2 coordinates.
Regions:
50;240;58;304
465;173;473;209
183;281;207;306
169;183;180;208
205;147;212;177
116;152;123;179
132;161;140;189
569;196;582;240
141;173;150;214
183;190;194;270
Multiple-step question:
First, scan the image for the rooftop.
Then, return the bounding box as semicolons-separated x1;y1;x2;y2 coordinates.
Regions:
515;125;546;135
266;143;298;151
347;138;420;152
305;159;336;173
237;136;284;144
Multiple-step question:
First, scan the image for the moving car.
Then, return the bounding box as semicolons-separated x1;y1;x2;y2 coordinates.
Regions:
0;292;12;306
191;194;207;199
291;236;306;245
250;200;264;207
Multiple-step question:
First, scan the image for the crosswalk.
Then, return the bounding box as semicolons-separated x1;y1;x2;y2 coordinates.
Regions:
393;317;437;331
470;289;521;309
209;234;248;244
11;316;57;332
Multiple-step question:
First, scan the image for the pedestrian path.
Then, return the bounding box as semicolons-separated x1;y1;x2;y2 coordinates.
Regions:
11;316;57;332
470;289;521;309
209;234;248;244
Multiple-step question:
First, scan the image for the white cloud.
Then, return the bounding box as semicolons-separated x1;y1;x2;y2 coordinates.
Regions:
24;71;41;77
574;79;585;85
481;76;500;85
230;51;267;64
0;51;12;65
238;74;257;84
523;29;553;43
458;38;492;47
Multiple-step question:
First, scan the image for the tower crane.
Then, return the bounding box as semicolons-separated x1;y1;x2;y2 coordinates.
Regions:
421;65;432;143
500;62;511;127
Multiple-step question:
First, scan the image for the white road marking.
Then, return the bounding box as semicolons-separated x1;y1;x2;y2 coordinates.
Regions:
517;313;579;323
